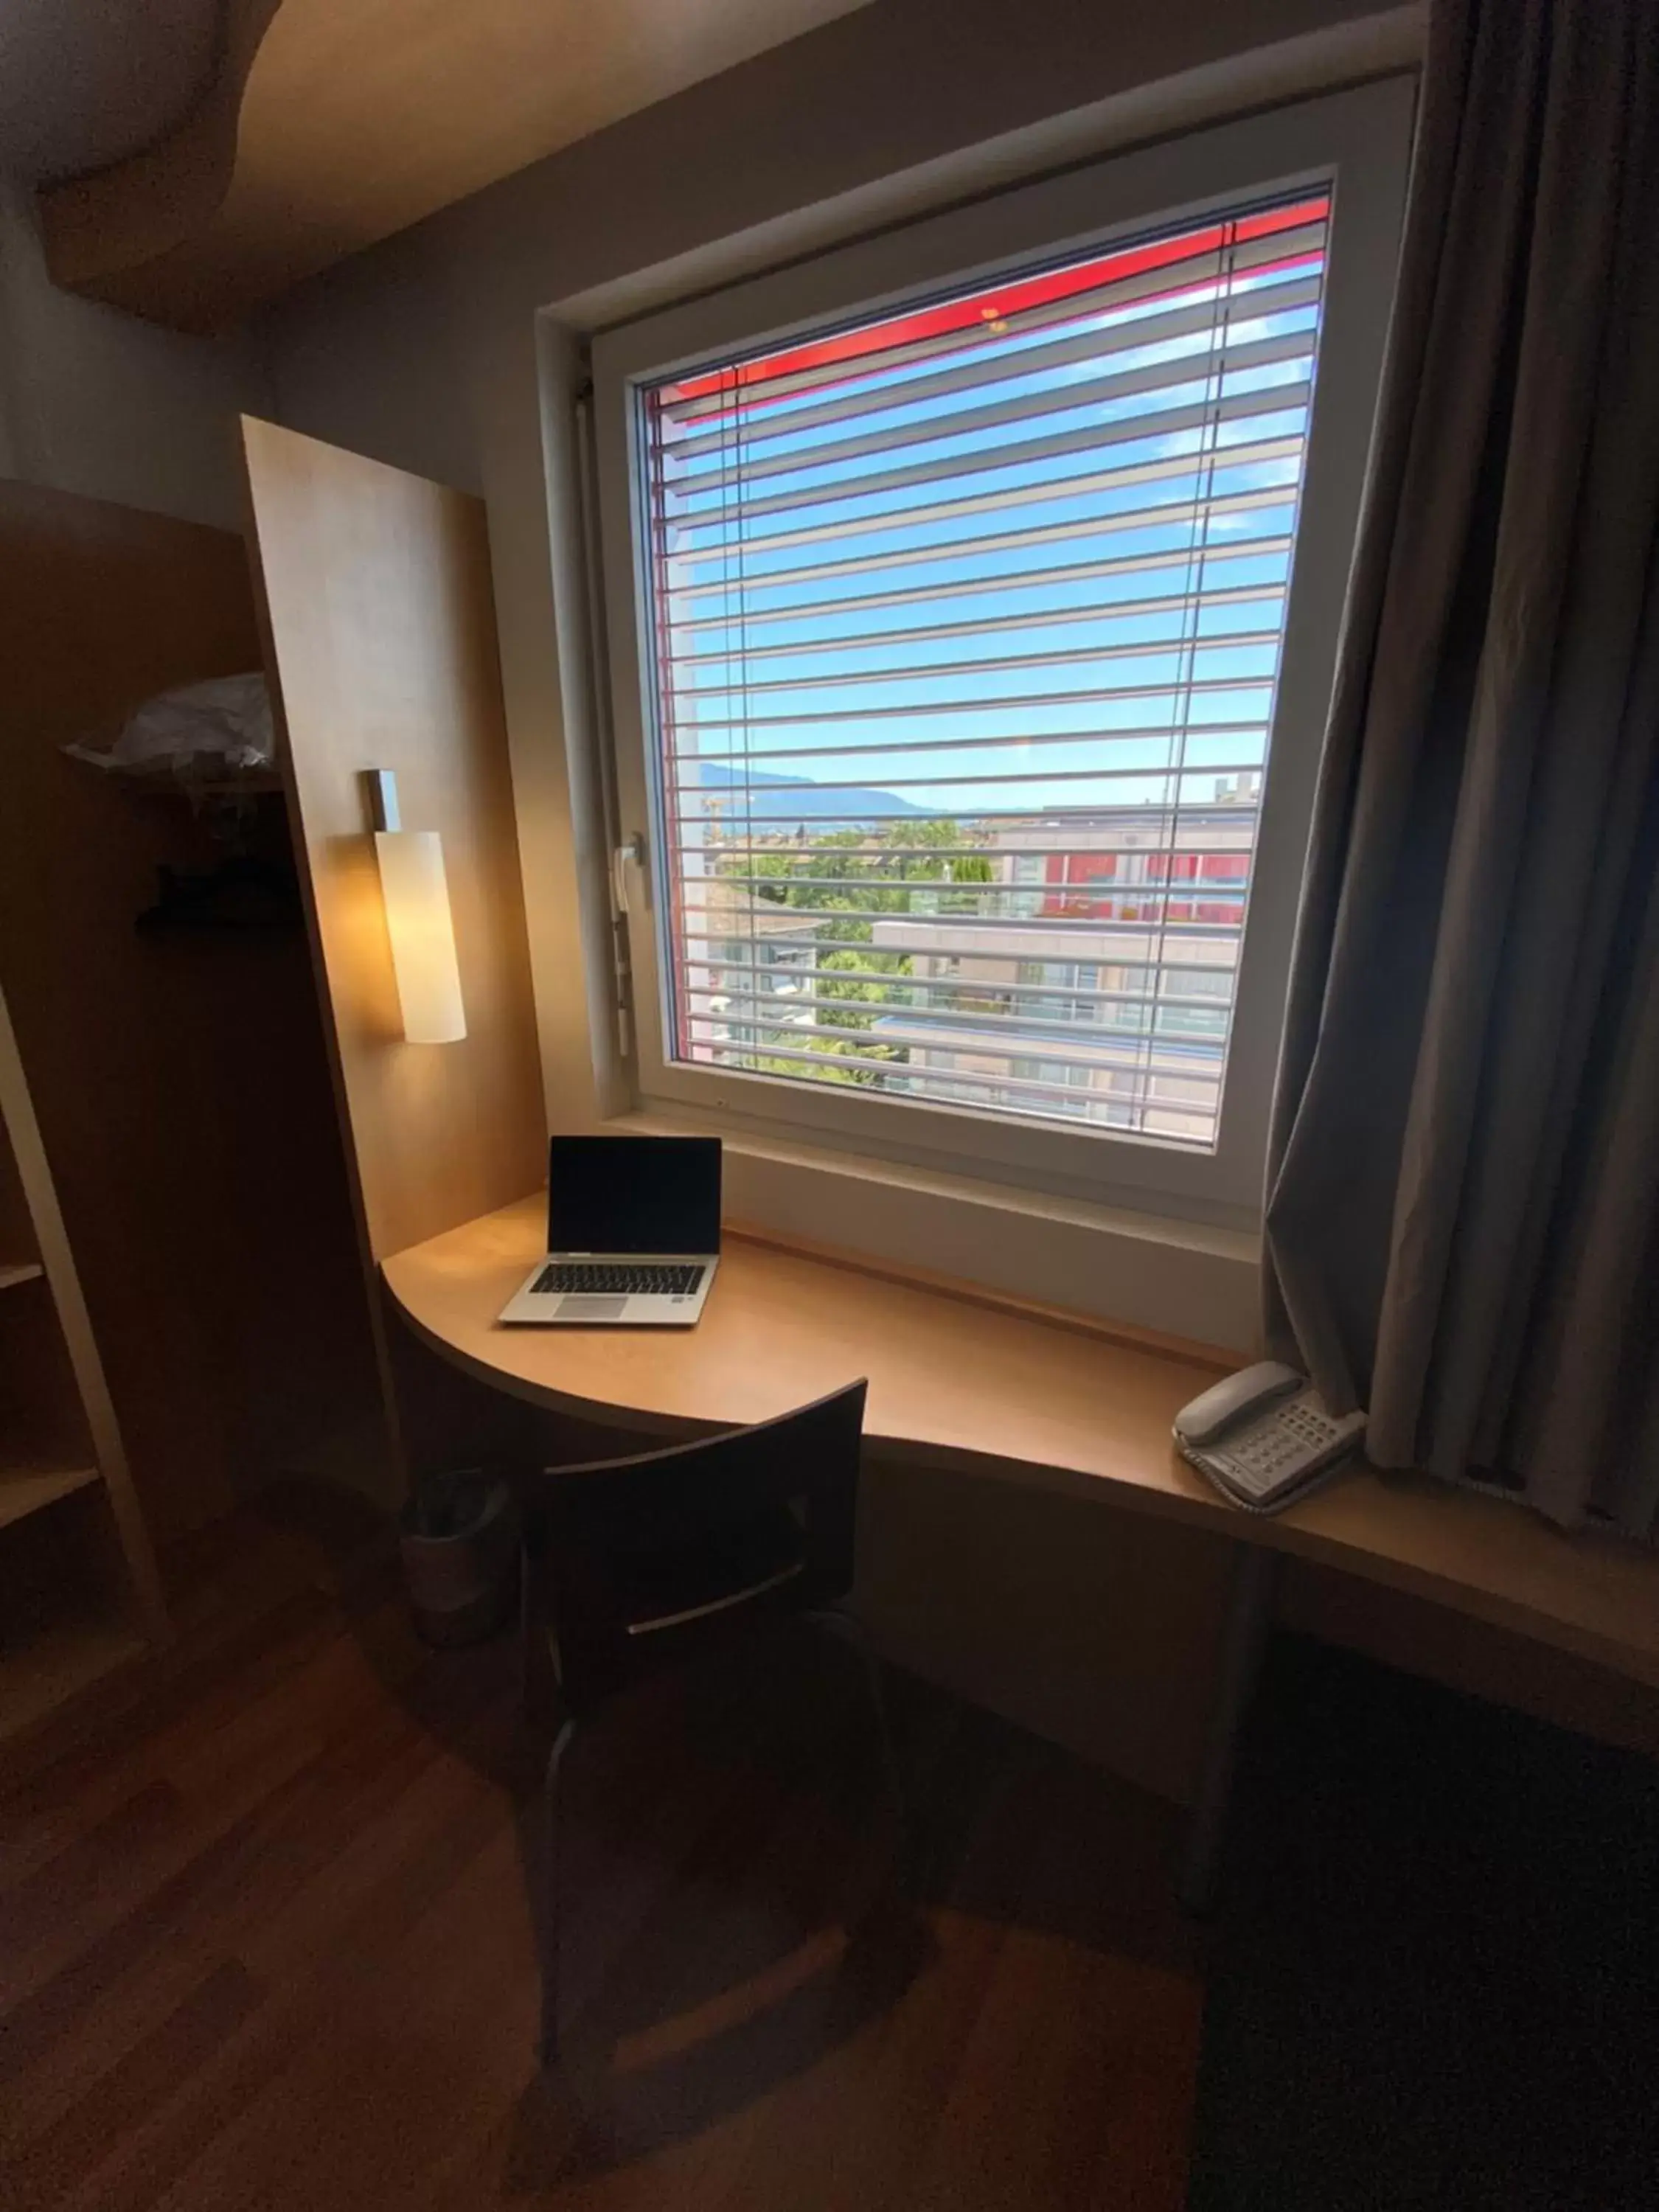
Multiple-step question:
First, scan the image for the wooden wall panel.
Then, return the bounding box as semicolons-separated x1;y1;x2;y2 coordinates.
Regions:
242;417;546;1266
0;478;379;1540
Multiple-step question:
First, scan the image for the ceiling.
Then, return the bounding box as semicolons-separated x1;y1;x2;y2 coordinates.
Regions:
0;0;220;183
29;0;874;330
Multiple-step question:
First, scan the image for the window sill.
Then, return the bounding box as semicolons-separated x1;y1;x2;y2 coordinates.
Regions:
607;1106;1261;1354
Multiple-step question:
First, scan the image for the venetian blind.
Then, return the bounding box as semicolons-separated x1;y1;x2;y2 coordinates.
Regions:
635;192;1330;1149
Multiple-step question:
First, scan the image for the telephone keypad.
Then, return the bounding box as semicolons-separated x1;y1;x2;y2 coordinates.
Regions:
1201;1390;1355;1502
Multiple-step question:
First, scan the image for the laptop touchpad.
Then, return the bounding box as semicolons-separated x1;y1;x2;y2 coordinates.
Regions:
556;1295;630;1321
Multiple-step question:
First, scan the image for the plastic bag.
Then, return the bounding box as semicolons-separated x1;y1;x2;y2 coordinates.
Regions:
63;673;274;778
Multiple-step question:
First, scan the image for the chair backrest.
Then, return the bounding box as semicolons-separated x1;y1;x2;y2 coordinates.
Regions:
523;1381;868;1715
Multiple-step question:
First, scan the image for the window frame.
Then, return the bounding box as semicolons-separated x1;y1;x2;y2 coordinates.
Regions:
591;77;1412;1222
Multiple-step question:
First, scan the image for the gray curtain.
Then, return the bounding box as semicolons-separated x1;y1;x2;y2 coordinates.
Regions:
1265;0;1659;1536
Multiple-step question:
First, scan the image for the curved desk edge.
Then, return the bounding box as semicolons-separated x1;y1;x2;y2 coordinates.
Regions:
383;1194;1659;1694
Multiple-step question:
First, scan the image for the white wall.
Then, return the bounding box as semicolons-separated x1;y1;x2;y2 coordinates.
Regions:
256;0;1417;1347
0;173;270;531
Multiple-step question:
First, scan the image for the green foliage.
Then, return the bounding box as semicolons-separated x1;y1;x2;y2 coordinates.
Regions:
722;819;991;925
815;949;897;1028
748;1049;885;1088
717;817;993;1085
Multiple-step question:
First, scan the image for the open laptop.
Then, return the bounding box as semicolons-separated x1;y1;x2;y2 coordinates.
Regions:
498;1135;720;1326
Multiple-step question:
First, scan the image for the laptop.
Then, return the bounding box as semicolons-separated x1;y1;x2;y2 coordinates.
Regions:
498;1135;721;1326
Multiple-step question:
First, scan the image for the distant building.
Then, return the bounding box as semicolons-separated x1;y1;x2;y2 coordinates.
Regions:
681;773;1262;1147
868;782;1259;1144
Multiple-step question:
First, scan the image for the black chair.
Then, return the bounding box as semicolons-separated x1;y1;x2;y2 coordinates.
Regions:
517;1380;904;2064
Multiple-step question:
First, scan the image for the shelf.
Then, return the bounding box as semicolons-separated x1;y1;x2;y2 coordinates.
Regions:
0;1613;145;1743
0;1461;102;1534
0;1259;44;1292
0;1461;147;1742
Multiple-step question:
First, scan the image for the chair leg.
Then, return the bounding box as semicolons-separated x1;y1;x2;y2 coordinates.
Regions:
811;1610;908;1868
538;1717;577;2067
519;1547;535;1718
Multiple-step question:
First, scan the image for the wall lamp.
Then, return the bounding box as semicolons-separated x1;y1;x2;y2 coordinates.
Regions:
366;770;466;1043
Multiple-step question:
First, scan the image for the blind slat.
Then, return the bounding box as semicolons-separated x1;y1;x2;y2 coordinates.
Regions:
686;1040;1224;1110
669;799;1262;829
659;214;1328;428
670;578;1284;669
682;948;1238;987
688;985;1237;1040
671;821;1254;852
672;380;1312;529
668;677;1272;734
669;498;1293;610
682;963;1234;1011
671;330;1318;499
681;898;1251;929
679;871;1251;900
680;914;1247;946
689;1005;1225;1066
666;435;1304;571
678;911;1249;945
677;627;1281;703
677;779;1274;814
661;269;1325;457
683;720;1267;769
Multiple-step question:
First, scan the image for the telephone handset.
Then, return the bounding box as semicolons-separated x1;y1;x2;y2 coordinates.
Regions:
1173;1360;1366;1514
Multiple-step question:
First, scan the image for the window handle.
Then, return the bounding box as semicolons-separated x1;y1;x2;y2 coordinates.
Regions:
611;834;645;919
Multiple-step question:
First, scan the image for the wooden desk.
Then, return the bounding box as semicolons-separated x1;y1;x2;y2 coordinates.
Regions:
386;1193;1659;1904
383;1193;1659;1697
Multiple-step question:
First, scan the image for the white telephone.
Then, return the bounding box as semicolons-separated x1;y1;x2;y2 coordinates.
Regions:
1173;1360;1366;1514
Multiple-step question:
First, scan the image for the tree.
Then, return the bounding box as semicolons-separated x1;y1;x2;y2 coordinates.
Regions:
719;816;994;1085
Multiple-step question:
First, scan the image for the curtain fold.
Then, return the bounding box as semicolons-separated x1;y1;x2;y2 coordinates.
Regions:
1265;0;1659;1534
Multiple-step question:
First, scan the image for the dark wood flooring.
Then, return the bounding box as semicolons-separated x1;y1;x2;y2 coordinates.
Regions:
0;1489;1202;2211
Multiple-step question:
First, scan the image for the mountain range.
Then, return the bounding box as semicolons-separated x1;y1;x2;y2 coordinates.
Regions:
686;761;924;821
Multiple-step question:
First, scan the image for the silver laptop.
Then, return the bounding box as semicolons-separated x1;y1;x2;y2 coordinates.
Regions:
498;1135;720;1327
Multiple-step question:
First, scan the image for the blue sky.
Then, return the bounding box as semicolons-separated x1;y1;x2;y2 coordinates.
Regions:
644;255;1322;824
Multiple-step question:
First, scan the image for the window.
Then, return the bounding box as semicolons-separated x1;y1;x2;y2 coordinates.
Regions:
595;84;1411;1215
633;195;1325;1150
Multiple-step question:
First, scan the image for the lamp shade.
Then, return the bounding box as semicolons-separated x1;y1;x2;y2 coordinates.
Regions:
374;828;466;1043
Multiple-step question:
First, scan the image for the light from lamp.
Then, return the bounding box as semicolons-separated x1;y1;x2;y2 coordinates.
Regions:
374;828;466;1043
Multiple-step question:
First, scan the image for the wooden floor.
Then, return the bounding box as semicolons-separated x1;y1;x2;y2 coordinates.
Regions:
0;1489;1203;2211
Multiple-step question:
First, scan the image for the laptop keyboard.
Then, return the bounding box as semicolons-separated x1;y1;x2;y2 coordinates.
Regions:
531;1262;705;1297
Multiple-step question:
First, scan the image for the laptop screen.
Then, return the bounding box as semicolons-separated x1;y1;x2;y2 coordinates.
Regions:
546;1135;722;1256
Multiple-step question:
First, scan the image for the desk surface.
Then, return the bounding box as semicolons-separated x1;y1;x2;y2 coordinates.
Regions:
383;1194;1659;1691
